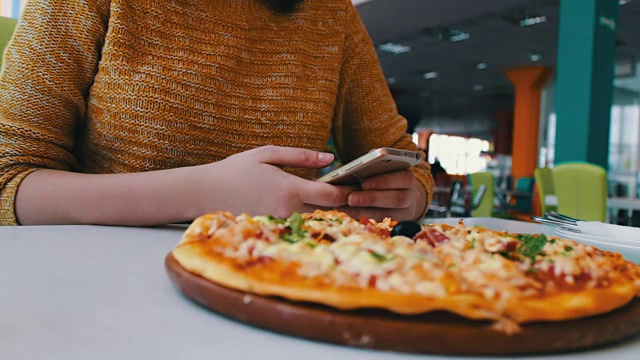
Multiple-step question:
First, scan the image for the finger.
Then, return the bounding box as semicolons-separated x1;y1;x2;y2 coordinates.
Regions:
347;189;414;209
252;145;334;169
360;169;415;190
298;181;356;207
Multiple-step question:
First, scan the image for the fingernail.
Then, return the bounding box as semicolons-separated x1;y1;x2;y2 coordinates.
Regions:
348;194;361;206
318;152;333;162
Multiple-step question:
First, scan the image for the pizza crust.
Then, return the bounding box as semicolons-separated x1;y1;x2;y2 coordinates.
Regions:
172;243;501;320
173;242;637;324
171;211;640;327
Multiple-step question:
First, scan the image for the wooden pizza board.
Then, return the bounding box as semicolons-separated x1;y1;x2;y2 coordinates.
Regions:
165;254;640;356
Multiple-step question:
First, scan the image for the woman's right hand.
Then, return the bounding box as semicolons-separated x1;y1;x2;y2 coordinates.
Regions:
189;145;355;219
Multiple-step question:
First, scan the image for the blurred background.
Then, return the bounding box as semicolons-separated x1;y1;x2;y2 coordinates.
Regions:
352;0;640;224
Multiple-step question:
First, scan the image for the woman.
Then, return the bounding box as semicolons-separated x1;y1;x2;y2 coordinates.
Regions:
0;0;433;226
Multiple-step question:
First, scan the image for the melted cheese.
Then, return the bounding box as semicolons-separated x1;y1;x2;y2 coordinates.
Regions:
195;210;635;303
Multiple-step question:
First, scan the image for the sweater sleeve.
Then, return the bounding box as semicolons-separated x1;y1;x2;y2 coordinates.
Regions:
332;2;434;217
0;0;110;225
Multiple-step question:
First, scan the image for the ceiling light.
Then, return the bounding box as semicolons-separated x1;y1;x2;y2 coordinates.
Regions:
378;42;411;54
387;77;396;84
528;53;542;62
423;71;439;80
475;62;487;70
473;84;484;91
619;0;632;5
425;28;471;43
505;10;548;27
519;16;547;27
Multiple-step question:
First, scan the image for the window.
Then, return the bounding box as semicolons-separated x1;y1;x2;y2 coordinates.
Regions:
1;0;27;19
427;134;491;175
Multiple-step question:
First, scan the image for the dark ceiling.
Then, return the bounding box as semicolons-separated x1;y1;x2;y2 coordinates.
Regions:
355;0;640;129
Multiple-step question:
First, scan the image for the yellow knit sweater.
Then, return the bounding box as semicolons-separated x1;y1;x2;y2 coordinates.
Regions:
0;0;433;225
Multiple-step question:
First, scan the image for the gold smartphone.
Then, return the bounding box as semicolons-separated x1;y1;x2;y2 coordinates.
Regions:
316;147;422;185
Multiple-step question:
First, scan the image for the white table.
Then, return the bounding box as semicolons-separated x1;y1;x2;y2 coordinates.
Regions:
2;219;640;360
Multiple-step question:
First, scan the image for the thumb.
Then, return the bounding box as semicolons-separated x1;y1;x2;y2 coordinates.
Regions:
253;146;334;168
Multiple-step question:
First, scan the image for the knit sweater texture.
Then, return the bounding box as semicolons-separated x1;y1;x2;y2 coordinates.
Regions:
0;0;433;225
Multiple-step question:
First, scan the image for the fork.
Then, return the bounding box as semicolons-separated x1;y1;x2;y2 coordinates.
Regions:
530;212;579;228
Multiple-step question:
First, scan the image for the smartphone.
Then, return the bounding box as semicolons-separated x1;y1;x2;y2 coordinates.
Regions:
316;147;423;185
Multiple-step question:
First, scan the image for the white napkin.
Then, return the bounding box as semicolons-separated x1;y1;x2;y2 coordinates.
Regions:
576;221;640;242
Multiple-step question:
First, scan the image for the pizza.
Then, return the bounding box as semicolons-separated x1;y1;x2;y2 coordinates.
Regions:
170;210;640;333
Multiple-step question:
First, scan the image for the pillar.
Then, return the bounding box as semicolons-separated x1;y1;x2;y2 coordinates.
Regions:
506;66;553;180
554;0;619;168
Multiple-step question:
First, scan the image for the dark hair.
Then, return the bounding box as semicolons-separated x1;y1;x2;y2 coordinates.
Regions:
262;0;305;14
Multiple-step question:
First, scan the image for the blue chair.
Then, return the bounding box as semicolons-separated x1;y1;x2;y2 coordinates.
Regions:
511;177;534;213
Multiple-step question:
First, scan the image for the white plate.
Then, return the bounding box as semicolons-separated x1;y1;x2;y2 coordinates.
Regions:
556;226;640;247
555;228;640;264
576;221;640;243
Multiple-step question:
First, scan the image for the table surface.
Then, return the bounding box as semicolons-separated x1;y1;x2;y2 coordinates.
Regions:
2;218;640;360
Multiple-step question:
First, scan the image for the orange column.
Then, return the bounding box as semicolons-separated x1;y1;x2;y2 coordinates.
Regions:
506;66;553;180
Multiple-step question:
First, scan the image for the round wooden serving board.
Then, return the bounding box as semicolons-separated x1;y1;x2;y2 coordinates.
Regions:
165;254;640;356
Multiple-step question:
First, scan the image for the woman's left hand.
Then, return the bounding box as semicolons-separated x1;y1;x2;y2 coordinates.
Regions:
338;169;427;221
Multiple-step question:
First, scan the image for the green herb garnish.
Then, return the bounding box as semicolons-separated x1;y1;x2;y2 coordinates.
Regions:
514;234;548;263
280;212;307;243
330;218;343;224
564;246;573;252
370;251;392;262
474;225;484;229
267;215;286;224
469;237;477;249
310;217;324;221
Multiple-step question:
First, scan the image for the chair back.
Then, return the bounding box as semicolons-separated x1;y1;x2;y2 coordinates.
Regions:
552;162;607;222
0;16;18;67
510;176;534;213
468;172;495;217
448;181;469;217
534;167;556;214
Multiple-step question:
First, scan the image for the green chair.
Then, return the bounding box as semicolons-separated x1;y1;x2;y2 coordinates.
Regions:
534;167;557;214
552;162;607;222
468;172;495;217
0;16;18;67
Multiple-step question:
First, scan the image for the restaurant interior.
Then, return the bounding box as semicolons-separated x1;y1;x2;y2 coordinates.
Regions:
351;0;640;227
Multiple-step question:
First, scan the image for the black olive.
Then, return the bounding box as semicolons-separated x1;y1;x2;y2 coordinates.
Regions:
390;221;422;238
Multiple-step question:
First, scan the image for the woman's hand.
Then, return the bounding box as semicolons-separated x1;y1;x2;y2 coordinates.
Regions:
190;145;355;219
338;169;427;221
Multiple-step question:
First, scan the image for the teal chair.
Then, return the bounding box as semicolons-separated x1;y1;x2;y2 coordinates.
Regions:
510;177;534;213
468;172;495;217
552;162;607;222
534;167;557;214
0;16;18;67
